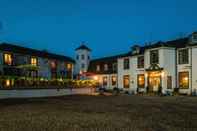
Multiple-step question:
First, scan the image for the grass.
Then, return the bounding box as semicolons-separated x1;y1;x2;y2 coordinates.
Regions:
0;95;197;131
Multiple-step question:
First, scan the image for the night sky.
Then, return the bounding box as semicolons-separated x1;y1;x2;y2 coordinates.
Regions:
0;0;197;58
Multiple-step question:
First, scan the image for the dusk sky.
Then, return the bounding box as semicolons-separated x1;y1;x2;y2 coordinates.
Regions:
0;0;197;58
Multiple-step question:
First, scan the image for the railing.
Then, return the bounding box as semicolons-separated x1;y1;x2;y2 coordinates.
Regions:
0;76;99;89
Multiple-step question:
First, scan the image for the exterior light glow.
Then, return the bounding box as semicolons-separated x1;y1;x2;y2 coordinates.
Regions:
161;71;165;77
93;76;98;81
145;73;148;78
6;79;11;87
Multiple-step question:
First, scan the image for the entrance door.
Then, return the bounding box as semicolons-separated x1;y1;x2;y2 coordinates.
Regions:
148;72;161;92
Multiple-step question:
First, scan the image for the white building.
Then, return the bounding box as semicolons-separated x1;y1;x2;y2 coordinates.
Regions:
78;32;197;95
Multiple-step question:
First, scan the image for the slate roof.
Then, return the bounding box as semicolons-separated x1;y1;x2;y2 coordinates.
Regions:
0;43;75;63
87;37;194;71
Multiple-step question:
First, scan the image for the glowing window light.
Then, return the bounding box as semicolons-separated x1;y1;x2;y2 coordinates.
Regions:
4;53;12;65
31;57;37;66
67;63;72;70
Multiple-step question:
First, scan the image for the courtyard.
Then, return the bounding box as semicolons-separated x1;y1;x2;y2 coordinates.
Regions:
0;95;197;131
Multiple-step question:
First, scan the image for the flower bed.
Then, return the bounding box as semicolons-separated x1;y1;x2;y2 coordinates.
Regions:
0;76;99;89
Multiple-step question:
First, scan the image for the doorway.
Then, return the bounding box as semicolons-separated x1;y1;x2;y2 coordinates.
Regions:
148;71;161;92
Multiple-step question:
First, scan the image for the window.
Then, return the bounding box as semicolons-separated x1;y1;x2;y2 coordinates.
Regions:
167;76;172;89
104;64;108;71
137;74;145;88
76;55;79;60
96;65;100;72
112;76;117;86
67;63;72;71
51;61;56;69
31;57;37;66
193;33;197;40
103;77;108;86
150;50;159;64
112;63;117;72
81;54;85;60
4;53;12;65
124;58;130;70
137;56;144;68
81;63;85;69
123;75;130;88
178;49;189;64
179;72;189;89
88;55;90;60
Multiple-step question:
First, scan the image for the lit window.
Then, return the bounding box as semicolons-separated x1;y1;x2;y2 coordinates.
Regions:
123;75;130;88
103;77;108;86
112;76;117;86
96;65;100;72
67;63;72;71
31;57;37;66
137;74;145;88
179;72;189;89
4;53;12;65
104;64;108;71
51;61;56;69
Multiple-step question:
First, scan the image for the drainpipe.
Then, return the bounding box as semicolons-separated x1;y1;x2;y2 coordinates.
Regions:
175;48;178;89
190;47;193;95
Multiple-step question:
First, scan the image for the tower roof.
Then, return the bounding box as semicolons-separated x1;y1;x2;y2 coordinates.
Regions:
75;44;91;51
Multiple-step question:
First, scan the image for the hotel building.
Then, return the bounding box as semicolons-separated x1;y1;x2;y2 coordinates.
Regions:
75;32;197;95
0;43;75;80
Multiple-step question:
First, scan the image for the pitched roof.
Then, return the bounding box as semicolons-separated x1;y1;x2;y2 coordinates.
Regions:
75;44;91;51
145;38;189;49
90;53;126;63
0;43;75;63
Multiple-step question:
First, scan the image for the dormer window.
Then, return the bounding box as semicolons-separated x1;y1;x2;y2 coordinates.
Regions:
4;53;12;65
132;45;140;55
192;32;197;43
104;64;108;71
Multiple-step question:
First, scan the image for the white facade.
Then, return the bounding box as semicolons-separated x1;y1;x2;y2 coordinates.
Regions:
86;33;197;95
91;74;118;90
75;47;91;75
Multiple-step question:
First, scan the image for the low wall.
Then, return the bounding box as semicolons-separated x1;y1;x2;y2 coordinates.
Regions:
0;88;95;99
